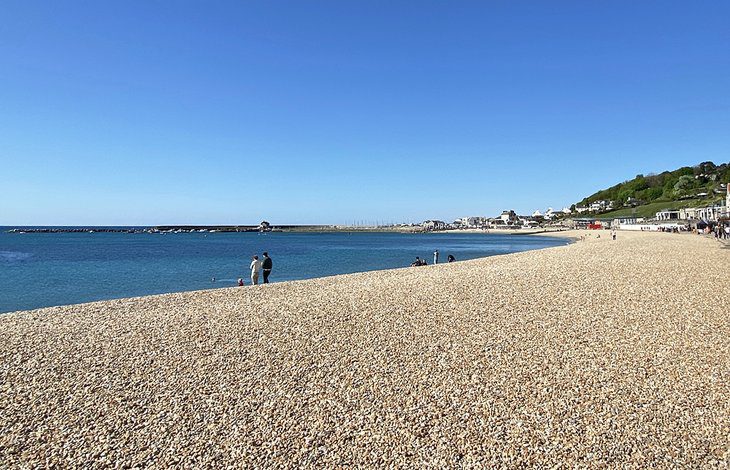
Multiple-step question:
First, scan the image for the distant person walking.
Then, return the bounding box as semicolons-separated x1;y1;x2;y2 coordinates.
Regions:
262;252;273;283
433;250;439;264
250;255;262;285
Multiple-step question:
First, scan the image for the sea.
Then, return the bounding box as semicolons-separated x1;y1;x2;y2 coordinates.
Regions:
0;229;568;313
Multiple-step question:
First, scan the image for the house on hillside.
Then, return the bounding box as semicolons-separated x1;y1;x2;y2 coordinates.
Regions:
624;197;643;207
589;200;614;212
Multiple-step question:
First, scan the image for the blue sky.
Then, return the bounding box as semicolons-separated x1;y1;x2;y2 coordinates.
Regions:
2;1;729;225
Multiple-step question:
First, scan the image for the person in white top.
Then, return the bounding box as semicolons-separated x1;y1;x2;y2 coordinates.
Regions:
250;255;262;285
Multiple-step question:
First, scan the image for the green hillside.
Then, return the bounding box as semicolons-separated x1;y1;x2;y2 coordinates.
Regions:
576;161;729;216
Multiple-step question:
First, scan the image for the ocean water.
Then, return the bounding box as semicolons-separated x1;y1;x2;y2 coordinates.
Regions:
0;229;568;313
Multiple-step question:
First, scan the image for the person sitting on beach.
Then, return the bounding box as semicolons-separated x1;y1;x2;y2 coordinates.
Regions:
250;255;262;285
447;254;456;263
411;257;422;267
238;278;244;287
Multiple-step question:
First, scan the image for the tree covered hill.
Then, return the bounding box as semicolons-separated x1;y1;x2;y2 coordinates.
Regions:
576;161;729;210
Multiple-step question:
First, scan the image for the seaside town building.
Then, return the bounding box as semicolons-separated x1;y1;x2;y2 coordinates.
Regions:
520;217;540;228
588;200;614;212
458;216;486;228
610;216;642;228
421;220;447;231
624;197;642;207
655;209;680;221
499;210;519;225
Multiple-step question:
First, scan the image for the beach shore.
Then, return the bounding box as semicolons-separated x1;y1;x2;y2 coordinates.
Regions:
1;231;728;466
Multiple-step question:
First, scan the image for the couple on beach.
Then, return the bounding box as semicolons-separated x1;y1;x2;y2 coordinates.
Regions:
249;252;273;285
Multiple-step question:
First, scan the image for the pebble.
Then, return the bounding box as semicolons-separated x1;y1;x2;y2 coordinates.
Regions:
0;231;728;466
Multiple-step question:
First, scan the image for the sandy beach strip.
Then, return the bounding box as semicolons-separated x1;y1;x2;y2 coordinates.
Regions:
1;231;729;466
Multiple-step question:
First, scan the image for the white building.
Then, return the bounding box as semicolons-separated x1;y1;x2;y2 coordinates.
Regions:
655;209;680;221
422;220;447;231
699;205;724;221
499;210;519;225
589;200;614;212
611;217;638;228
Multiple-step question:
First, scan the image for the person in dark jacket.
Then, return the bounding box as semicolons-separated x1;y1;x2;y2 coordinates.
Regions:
262;252;273;283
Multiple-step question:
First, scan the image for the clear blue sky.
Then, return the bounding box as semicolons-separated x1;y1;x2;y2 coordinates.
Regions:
2;1;728;225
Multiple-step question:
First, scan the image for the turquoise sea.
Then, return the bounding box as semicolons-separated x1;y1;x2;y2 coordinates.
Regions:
0;229;568;313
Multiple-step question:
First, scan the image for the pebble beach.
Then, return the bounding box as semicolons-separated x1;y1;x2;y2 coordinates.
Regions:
1;231;729;467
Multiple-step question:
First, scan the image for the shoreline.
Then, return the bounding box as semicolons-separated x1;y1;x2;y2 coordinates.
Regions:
2;230;728;466
2;232;571;315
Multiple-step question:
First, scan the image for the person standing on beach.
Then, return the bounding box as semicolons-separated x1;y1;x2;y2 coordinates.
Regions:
262;252;273;283
250;255;262;285
433;250;439;264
